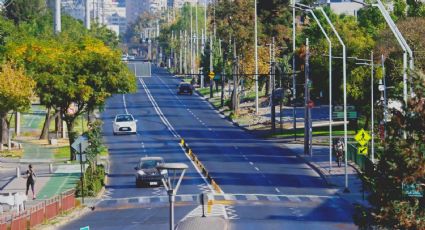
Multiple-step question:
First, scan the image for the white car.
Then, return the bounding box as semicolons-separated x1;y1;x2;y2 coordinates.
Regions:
113;114;137;135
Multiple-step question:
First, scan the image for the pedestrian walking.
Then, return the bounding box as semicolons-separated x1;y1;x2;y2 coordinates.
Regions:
25;164;36;200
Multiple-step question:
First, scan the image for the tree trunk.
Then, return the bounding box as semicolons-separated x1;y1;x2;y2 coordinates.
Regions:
55;109;62;136
66;119;77;161
0;113;9;145
40;107;59;140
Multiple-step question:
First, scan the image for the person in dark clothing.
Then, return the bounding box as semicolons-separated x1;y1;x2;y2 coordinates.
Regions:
25;164;36;200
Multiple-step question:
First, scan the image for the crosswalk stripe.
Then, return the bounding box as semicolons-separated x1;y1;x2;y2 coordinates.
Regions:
245;194;259;201
266;195;281;202
287;196;302;202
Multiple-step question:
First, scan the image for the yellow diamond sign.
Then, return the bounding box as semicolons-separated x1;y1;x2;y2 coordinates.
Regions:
354;128;371;146
358;146;368;155
209;71;215;80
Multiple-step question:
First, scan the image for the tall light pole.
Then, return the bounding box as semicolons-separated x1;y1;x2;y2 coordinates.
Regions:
318;7;349;193
292;0;297;140
54;0;61;34
85;0;90;29
254;0;259;114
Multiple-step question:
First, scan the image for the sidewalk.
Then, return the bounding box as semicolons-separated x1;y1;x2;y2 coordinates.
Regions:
0;139;81;213
283;143;370;207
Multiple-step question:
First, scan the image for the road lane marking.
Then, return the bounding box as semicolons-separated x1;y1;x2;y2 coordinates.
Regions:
122;94;129;114
139;78;179;138
249;162;254;165
275;188;281;193
254;167;260;171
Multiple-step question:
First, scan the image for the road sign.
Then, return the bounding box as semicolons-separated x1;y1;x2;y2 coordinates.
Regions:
80;226;90;230
209;71;215;79
402;183;424;198
354;129;371;146
71;135;89;154
357;146;368;155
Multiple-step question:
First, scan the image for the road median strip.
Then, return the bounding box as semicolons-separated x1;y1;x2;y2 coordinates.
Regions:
179;138;223;194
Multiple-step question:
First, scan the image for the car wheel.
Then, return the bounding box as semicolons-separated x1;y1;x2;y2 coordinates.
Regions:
136;180;143;188
113;132;117;136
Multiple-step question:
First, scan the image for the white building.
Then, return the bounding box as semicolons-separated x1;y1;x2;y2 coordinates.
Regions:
61;0;127;35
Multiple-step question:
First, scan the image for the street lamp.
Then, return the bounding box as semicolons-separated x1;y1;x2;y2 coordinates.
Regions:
317;7;349;193
156;163;188;230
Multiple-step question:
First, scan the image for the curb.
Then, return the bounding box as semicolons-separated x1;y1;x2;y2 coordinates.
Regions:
194;90;252;134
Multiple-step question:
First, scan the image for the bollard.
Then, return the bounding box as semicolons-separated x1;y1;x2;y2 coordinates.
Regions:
200;193;206;217
49;164;53;174
16;167;20;178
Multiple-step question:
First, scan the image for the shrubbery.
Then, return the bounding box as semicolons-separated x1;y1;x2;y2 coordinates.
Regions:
76;164;105;197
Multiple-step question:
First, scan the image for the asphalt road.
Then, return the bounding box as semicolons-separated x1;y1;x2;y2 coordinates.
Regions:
60;63;356;230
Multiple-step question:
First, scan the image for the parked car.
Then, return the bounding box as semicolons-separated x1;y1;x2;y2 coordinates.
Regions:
112;114;137;135
177;82;193;95
134;157;168;187
121;54;128;61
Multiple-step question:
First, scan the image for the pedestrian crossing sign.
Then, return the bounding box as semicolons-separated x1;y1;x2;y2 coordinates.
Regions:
358;146;368;155
354;129;371;146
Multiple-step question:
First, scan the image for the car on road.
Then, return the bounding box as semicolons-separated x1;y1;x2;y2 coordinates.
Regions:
121;54;128;61
134;157;168;187
113;114;137;135
177;82;193;95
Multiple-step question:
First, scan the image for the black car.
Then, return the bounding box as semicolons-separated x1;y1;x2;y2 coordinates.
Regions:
177;82;193;95
134;157;168;187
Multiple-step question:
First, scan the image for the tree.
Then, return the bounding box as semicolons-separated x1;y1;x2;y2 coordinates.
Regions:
3;0;47;24
355;70;425;229
0;62;35;145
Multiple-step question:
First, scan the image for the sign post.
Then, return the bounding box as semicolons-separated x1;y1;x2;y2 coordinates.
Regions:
71;135;89;204
209;71;214;98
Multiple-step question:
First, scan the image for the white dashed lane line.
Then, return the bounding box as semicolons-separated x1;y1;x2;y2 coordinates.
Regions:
254;167;260;171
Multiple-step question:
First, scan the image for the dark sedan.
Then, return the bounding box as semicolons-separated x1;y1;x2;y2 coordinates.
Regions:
134;157;168;187
177;82;193;95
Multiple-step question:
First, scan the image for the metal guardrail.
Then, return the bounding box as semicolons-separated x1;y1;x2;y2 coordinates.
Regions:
347;142;374;175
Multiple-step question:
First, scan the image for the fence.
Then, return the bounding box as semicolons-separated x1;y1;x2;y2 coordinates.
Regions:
0;189;77;230
347;142;375;175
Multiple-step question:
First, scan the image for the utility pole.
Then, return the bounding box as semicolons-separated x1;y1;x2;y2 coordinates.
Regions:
85;0;90;29
233;41;239;113
195;1;199;63
190;6;193;75
304;39;311;156
270;38;276;133
371;51;375;163
180;30;183;74
210;35;214;98
254;0;259;114
54;0;61;34
292;0;297;140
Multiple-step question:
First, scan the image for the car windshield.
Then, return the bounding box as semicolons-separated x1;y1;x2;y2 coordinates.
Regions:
116;115;133;122
139;160;162;169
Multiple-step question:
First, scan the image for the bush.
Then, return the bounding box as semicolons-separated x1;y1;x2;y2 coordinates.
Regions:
75;164;105;197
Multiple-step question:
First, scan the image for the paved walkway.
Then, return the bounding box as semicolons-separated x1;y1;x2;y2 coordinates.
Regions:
0;140;81;214
283;143;370;207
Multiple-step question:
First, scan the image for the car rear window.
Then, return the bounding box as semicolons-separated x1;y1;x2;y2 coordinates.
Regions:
116;115;133;122
140;160;162;169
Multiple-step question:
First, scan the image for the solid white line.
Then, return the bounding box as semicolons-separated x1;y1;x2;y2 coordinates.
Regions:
122;94;129;114
139;78;179;138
